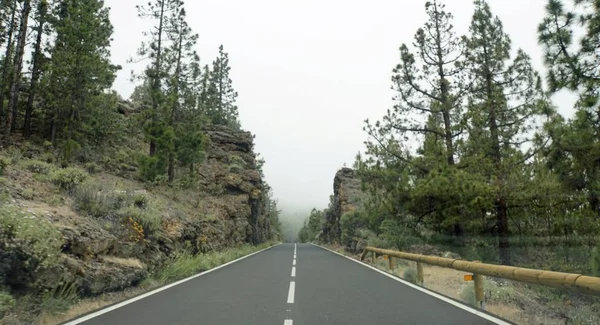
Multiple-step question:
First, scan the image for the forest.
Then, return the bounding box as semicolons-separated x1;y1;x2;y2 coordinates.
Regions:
299;0;600;276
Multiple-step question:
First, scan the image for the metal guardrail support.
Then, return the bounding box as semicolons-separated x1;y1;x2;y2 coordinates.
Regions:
416;262;424;286
360;246;600;299
388;256;394;270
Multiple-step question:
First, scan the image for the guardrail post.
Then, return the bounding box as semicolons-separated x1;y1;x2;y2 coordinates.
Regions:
416;262;424;286
372;251;376;264
473;260;485;310
388;256;394;270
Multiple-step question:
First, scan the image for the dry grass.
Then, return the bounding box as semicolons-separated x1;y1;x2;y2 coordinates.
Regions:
100;256;144;269
326;245;570;325
35;286;154;325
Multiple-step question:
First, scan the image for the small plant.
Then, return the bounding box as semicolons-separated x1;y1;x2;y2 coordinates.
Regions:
40;281;79;315
84;162;100;174
0;156;9;176
133;192;147;208
22;160;54;174
73;185;111;218
228;155;246;174
591;247;600;276
0;291;16;318
21;188;35;200
403;267;418;283
49;167;88;191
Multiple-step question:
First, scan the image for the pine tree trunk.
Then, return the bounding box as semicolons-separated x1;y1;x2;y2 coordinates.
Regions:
0;3;17;131
5;0;31;138
168;19;184;184
149;0;166;157
23;0;46;139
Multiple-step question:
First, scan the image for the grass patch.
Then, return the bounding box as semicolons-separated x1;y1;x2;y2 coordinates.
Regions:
146;242;277;286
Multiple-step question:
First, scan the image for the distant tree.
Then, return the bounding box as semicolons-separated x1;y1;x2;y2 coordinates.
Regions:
203;45;240;128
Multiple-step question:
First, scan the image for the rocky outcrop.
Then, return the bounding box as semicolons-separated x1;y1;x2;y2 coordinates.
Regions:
0;124;273;305
323;167;363;244
199;125;269;245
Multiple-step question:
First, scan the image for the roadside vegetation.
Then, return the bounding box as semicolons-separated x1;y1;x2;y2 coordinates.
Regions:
298;0;600;324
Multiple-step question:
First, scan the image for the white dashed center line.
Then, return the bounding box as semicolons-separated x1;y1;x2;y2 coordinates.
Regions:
287;281;295;303
292;259;296;266
284;320;293;325
291;266;296;277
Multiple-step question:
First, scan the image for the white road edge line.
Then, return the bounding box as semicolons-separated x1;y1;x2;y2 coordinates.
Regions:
63;244;282;325
284;319;293;325
287;281;296;303
291;266;296;277
311;244;513;325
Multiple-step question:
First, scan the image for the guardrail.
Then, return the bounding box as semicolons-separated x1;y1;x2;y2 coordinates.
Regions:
360;246;600;309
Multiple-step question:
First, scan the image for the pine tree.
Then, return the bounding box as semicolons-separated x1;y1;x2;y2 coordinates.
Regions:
133;0;183;157
23;0;49;139
0;0;17;130
164;6;201;183
3;0;29;138
46;0;119;159
205;45;240;128
389;0;466;167
465;0;547;265
538;0;600;220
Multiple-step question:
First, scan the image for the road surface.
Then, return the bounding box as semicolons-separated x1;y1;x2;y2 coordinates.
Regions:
63;243;511;325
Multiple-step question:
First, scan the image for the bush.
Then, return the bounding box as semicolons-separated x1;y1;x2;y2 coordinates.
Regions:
0;156;9;176
117;205;161;238
22;160;54;175
49;167;88;191
84;162;100;174
0;205;62;292
133;192;147;208
591;247;600;276
73;185;116;218
0;291;16;317
403;267;418;284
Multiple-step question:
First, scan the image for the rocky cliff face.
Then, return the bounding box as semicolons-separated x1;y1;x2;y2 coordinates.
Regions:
0;124;272;306
323;167;363;244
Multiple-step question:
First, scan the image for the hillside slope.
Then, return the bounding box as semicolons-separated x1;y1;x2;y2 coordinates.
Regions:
0;121;276;322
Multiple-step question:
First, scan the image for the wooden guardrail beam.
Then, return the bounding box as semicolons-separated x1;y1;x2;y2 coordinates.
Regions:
361;246;600;297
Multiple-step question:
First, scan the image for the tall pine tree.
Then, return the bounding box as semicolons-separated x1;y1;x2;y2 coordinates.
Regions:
46;0;119;159
465;0;547;265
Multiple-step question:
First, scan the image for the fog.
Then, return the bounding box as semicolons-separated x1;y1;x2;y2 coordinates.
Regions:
105;0;578;223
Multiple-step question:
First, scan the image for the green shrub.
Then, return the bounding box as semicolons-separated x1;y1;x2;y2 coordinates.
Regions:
73;185;114;218
0;156;9;176
0;205;62;292
403;267;418;284
148;243;274;285
133;192;147;208
40;281;79;315
591;247;600;276
50;167;88;191
0;291;16;317
84;162;100;174
22;160;54;175
21;188;35;200
117;205;161;236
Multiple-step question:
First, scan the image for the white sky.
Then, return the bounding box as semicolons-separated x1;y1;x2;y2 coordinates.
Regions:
105;0;578;213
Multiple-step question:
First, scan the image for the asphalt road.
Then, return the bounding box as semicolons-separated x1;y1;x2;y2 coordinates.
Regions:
64;243;511;325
